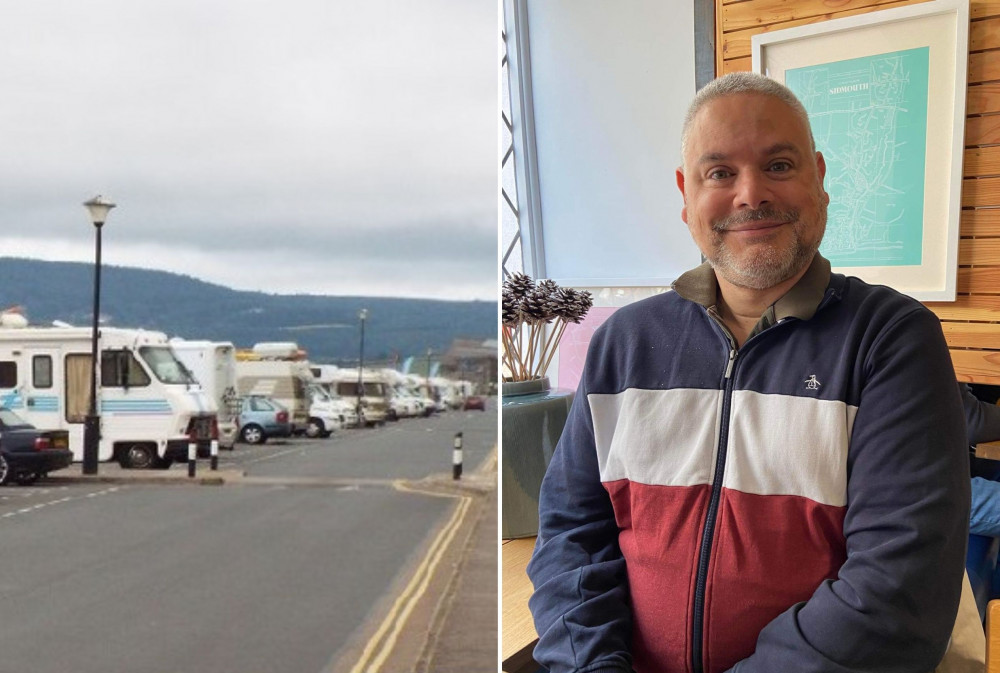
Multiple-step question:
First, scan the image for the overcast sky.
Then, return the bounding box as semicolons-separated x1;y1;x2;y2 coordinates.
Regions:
0;1;496;301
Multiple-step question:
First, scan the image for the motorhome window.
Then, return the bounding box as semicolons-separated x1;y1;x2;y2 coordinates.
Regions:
65;354;90;423
32;355;53;388
361;382;385;396
0;361;16;388
139;347;192;384
101;350;151;388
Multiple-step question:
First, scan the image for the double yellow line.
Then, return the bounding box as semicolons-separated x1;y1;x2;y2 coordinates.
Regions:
349;490;473;673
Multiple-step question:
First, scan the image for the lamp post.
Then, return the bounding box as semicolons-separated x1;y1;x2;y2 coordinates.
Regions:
357;308;368;424
82;195;116;475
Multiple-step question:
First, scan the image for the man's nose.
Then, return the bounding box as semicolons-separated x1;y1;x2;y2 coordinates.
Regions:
733;170;771;210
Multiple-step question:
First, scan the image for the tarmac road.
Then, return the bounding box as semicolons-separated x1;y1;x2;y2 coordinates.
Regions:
0;403;497;673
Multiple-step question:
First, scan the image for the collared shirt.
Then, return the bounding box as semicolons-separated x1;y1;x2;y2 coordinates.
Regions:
671;253;832;342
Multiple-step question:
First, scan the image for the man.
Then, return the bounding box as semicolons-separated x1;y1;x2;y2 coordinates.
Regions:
527;72;970;672
963;383;1000;537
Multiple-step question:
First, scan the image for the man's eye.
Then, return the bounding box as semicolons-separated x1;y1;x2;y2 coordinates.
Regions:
769;161;792;172
708;169;731;180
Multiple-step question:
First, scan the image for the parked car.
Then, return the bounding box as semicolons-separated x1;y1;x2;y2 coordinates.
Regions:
237;396;292;445
0;407;73;485
463;395;487;412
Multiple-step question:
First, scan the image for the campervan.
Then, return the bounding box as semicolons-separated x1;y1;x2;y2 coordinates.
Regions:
329;368;389;425
235;342;345;437
170;339;239;449
0;326;217;469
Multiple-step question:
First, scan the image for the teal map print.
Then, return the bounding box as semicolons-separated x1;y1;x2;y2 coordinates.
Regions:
785;47;929;266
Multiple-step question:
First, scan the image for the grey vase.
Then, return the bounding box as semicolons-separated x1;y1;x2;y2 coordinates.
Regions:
501;377;574;539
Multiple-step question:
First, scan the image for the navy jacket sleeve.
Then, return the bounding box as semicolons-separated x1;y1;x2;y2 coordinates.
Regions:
731;307;970;672
961;382;1000;446
527;323;634;673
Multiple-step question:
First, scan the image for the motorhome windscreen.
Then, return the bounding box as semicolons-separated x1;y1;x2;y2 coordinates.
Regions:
139;347;196;384
362;382;384;396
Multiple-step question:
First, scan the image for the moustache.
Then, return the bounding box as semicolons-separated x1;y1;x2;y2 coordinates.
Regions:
712;208;799;232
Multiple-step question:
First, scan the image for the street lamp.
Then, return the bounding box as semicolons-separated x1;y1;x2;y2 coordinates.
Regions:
82;195;116;475
357;308;368;424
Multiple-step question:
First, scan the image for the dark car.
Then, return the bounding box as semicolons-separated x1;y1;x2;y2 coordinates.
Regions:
463;395;487;411
0;407;73;485
237;396;292;445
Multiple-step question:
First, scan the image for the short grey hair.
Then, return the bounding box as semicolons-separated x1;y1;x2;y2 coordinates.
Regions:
680;72;815;162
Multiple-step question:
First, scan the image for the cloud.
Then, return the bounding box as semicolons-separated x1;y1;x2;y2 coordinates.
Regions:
0;0;497;301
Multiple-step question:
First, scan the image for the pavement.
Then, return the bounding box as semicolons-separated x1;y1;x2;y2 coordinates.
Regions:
46;452;501;673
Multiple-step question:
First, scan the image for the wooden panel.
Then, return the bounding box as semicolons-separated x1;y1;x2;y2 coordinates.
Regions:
962;209;1000;237
963;176;1000;207
721;0;915;61
961;237;1000;264
942;321;1000;348
958;266;1000;293
966;115;1000;147
722;0;926;32
965;147;1000;177
988;599;1000;673
502;537;538;672
968;82;1000;115
972;17;1000;52
950;348;1000;384
928;295;1000;320
970;50;1000;84
721;57;751;74
973;0;1000;20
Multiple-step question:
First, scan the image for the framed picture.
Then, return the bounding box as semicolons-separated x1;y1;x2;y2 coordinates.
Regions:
752;0;970;301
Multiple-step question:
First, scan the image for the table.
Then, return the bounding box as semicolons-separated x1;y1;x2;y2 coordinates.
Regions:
502;537;538;673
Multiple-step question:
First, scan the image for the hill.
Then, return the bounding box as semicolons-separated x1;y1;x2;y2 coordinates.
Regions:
0;257;497;364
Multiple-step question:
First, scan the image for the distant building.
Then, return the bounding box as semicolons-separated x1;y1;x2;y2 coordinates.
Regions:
439;339;498;392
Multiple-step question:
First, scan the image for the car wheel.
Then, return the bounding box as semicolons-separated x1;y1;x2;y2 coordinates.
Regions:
241;424;266;445
0;455;10;486
14;472;39;486
305;419;324;439
124;444;158;470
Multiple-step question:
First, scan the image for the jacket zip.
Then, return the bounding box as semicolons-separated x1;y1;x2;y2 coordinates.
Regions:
691;315;738;673
688;288;839;671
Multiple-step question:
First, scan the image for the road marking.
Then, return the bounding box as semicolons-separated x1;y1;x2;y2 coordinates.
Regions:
0;486;122;521
349;493;473;673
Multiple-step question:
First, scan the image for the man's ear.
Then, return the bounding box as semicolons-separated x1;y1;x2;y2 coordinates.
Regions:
676;167;688;223
815;151;830;206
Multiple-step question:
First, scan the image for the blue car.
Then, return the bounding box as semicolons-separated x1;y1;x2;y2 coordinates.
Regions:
237;396;292;445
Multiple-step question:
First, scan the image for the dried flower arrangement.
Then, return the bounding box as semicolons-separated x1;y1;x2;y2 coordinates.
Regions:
502;273;593;382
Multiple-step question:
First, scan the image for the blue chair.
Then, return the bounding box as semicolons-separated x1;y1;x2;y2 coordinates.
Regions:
968;533;1000;622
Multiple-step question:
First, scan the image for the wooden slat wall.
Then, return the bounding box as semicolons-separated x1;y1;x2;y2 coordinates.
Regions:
717;0;1000;385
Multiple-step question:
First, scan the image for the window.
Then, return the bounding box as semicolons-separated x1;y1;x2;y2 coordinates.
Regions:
65;354;91;423
0;361;16;388
32;355;53;389
101;350;151;388
138;347;193;384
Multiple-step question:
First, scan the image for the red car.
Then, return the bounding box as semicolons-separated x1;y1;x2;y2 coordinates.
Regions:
463;395;487;411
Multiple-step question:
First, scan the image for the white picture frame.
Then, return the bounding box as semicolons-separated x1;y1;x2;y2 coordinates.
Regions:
752;0;969;301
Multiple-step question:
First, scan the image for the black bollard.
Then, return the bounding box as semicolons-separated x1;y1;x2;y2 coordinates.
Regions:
210;439;219;471
188;442;197;478
453;432;463;480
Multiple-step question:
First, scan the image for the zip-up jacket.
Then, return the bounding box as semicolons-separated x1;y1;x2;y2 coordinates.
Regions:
527;255;970;673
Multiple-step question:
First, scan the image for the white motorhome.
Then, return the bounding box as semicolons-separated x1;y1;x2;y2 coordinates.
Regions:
170;339;239;449
329;368;389;425
0;326;217;469
235;342;344;437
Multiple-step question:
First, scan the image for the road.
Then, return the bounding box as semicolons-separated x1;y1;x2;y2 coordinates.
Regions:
0;403;497;673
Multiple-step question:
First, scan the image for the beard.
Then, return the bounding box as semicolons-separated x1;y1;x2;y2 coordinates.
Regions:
706;205;825;290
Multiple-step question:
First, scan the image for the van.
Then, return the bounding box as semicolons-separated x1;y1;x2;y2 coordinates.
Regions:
170;339;238;449
329;368;389;426
0;326;217;469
